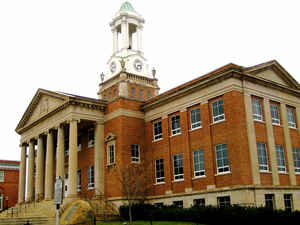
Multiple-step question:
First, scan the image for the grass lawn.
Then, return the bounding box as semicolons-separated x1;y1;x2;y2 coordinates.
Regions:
97;221;201;225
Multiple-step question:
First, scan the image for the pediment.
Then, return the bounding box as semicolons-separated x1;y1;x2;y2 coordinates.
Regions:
105;132;117;142
16;89;68;132
245;60;299;89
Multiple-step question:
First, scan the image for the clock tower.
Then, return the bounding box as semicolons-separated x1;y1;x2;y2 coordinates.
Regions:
98;2;159;101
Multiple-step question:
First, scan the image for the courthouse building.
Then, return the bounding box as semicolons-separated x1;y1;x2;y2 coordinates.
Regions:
14;1;300;212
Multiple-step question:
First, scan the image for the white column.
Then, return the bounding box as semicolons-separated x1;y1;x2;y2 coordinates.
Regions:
112;28;118;53
18;144;26;203
56;125;65;180
26;140;35;202
281;104;296;185
36;135;44;201
94;121;104;197
244;93;261;185
67;120;78;199
263;99;279;185
45;130;54;200
137;25;143;52
121;20;129;50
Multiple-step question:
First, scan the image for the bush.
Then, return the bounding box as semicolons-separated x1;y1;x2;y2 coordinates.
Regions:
119;203;300;224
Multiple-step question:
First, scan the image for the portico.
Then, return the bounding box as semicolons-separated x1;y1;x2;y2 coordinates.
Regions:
16;89;107;204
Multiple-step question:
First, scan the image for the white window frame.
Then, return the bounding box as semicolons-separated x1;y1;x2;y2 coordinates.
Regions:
131;144;140;163
270;104;280;125
287;108;296;128
171;115;181;136
0;194;3;211
173;153;184;181
292;147;300;173
252;98;263;121
212;99;225;123
153;121;162;141
155;158;165;184
190;108;202;130
193;149;205;177
257;143;269;172
215;144;230;174
88;128;94;148
284;194;293;212
275;145;286;173
107;144;115;165
0;171;4;182
77;170;81;192
88;165;94;189
217;196;231;207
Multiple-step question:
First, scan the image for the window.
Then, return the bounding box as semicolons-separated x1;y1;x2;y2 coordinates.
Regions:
284;194;293;212
0;194;2;211
155;159;165;184
131;87;135;98
173;200;183;208
108;144;115;165
215;144;229;173
194;198;205;207
109;92;112;100
131;144;140;163
212;99;225;123
190;108;202;129
64;135;69;156
252;98;263;121
77;134;82;151
217;196;230;207
77;170;81;192
270;104;280;125
154;202;164;208
193;150;205;177
275;145;286;172
171;115;181;135
173;153;184;180
140;89;144;99
0;171;4;182
103;94;106;100
257;143;269;171
88;166;94;189
153;121;162;141
265;194;275;209
287;108;296;128
88;128;94;147
113;88;117;97
292;147;300;173
147;90;151;99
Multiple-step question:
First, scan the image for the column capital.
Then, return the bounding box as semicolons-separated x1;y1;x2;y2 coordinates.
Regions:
19;143;27;148
66;118;80;124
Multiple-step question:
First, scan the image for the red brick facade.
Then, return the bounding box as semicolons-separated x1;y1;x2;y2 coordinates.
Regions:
0;160;19;211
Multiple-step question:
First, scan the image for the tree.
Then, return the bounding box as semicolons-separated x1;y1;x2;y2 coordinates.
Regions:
116;162;150;225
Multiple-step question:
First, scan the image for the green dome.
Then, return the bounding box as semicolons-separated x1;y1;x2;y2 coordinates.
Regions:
120;1;135;11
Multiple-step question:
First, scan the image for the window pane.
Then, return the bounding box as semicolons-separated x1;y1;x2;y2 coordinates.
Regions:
191;108;201;129
173;153;184;180
171;115;181;135
257;143;268;171
271;104;280;124
215;144;229;173
212;100;225;122
252;98;262;121
292;147;300;173
287;108;296;128
153;121;162;140
275;145;286;172
155;159;165;183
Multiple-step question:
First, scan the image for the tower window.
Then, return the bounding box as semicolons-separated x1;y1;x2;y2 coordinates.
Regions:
131;87;136;98
107;144;115;165
131;144;140;163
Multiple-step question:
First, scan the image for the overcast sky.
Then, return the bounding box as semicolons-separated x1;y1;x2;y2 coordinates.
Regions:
0;0;299;160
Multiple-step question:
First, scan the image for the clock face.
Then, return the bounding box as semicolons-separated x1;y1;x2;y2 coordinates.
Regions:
110;62;116;73
134;59;143;71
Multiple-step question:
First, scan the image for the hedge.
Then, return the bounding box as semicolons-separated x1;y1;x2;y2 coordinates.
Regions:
119;203;300;224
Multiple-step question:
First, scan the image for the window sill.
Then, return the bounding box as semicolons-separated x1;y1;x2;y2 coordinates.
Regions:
154;182;165;186
278;171;288;174
170;133;181;138
260;170;271;174
88;186;95;190
295;172;300;175
172;179;184;183
189;126;202;132
88;145;94;148
211;119;226;126
253;119;265;124
192;175;206;180
288;126;297;130
106;163;116;168
153;138;163;143
131;161;140;164
215;171;231;176
272;123;281;127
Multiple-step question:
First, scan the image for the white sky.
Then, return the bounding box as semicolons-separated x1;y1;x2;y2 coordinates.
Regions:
0;0;299;161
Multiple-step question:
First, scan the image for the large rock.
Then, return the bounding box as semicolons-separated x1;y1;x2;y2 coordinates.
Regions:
60;200;95;225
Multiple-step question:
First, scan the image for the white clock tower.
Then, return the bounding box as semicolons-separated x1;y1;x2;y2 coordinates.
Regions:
98;2;159;101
